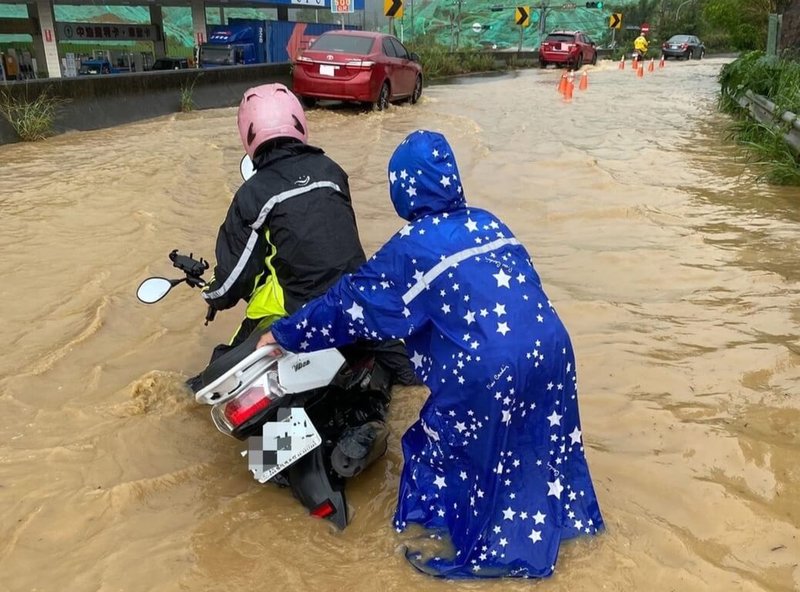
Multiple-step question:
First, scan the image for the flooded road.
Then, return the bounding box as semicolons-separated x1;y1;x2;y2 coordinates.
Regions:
1;57;798;592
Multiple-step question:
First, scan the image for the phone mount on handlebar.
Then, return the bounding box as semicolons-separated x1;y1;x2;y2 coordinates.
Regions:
169;249;209;287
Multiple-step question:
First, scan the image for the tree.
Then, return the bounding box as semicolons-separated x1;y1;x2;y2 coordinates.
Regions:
703;0;783;49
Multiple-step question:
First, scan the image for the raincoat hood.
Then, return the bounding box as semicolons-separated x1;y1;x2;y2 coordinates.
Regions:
388;130;466;221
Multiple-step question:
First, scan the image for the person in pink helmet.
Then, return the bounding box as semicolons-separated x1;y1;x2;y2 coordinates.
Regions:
194;83;416;387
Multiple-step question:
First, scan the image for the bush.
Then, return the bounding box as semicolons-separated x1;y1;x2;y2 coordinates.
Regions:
719;51;800;114
408;36;501;79
0;86;64;141
719;51;800;185
180;75;201;113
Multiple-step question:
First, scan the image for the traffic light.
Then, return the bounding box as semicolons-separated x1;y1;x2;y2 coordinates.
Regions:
585;1;604;7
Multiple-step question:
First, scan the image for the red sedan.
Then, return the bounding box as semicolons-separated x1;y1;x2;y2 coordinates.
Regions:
293;31;423;110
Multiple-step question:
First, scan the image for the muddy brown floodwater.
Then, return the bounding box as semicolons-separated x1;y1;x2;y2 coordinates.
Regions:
1;57;798;592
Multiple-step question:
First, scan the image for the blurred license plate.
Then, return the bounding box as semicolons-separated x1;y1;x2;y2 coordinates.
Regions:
245;407;322;483
319;64;336;76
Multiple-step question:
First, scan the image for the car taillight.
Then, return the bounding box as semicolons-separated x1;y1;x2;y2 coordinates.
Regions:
296;55;312;63
346;60;375;69
310;500;336;519
223;385;273;427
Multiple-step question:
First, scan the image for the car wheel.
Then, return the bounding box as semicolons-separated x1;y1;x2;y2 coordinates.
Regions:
374;81;390;111
300;96;317;109
591;51;597;66
539;59;548;68
574;53;583;70
410;76;422;104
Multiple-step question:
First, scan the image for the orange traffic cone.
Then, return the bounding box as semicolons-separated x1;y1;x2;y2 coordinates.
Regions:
637;64;644;78
648;58;655;72
579;70;589;90
659;55;665;69
619;56;625;70
564;73;574;101
558;73;567;94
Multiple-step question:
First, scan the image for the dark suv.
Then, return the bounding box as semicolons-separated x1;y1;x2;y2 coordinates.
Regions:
539;31;598;69
150;58;190;71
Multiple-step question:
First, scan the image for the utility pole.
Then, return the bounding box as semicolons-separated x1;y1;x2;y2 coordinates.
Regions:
455;0;462;49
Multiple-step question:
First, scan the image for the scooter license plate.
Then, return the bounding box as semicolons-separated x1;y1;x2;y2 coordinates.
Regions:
244;407;322;483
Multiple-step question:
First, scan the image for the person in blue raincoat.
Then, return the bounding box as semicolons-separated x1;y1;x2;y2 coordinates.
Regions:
258;130;604;578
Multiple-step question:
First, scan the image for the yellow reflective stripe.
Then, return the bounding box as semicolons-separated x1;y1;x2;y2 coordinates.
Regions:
245;229;287;320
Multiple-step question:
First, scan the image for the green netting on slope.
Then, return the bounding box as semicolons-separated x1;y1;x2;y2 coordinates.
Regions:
1;0;641;50
397;0;641;49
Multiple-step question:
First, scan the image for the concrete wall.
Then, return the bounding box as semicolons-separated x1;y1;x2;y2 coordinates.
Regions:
0;63;291;144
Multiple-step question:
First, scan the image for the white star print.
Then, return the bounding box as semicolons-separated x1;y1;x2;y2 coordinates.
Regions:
400;169;408;180
480;309;489;317
493;269;512;288
346;302;364;321
497;322;510;336
547;411;563;426
406;186;417;197
465;218;478;232
434;476;447;489
569;427;582;445
441;303;451;314
499;538;508;547
533;511;546;524
547;478;564;499
399;224;413;237
389;171;397;184
528;529;543;544
464;310;476;325
455;421;466;433
493;303;506;316
501;409;512;424
439;175;451;188
432;148;439;157
516;273;526;283
503;507;516;521
410;351;424;369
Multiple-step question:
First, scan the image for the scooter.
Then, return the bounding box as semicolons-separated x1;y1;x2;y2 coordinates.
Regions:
134;155;392;529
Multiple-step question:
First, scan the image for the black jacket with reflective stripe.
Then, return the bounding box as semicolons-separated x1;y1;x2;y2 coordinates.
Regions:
202;141;367;314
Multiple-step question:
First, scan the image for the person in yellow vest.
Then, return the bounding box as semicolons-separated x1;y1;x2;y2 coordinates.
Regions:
634;32;649;59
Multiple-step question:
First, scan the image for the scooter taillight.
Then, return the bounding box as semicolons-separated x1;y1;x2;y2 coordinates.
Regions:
310;499;336;519
223;385;273;427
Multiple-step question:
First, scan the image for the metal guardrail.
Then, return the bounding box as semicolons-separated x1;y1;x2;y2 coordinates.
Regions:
735;89;800;154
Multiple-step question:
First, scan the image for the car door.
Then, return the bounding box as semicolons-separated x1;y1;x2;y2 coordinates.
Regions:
389;37;415;96
381;38;400;98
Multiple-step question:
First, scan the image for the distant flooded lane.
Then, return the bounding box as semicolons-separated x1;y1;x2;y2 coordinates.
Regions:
0;57;798;592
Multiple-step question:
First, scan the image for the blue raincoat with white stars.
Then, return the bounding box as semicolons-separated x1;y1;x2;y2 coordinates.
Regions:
270;130;604;578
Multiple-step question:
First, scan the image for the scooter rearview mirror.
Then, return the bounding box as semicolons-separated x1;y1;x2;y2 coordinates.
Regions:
136;277;174;304
240;154;255;181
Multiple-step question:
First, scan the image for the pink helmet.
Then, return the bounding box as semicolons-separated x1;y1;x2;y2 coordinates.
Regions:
237;83;308;159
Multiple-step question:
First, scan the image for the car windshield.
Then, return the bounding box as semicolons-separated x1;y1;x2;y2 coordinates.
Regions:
545;34;575;43
310;35;375;54
668;35;692;43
